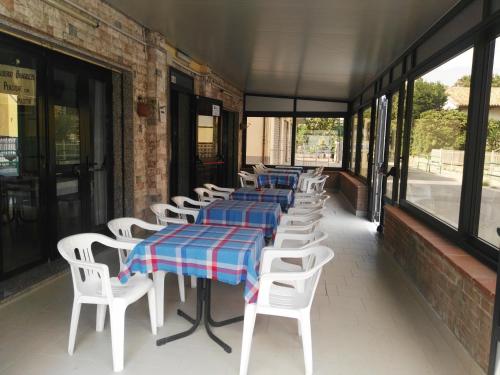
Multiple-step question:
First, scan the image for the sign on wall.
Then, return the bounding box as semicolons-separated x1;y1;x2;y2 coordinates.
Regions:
0;64;36;106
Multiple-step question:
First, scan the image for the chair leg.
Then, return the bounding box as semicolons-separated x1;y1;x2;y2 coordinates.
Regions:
96;304;107;332
68;299;81;355
147;287;157;335
300;312;313;375
110;303;126;372
177;274;186;302
190;275;197;289
239;303;257;375
153;271;166;327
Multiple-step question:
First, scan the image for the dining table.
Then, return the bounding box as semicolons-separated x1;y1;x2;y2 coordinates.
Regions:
230;187;294;212
118;223;265;353
195;199;281;238
257;171;299;190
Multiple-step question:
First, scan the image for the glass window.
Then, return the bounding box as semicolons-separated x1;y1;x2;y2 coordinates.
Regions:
349;114;357;171
478;37;500;246
386;92;399;199
294;117;343;168
245;117;292;165
359;107;371;178
406;48;474;227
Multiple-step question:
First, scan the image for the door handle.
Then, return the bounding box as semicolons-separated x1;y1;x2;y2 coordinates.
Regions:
72;165;80;177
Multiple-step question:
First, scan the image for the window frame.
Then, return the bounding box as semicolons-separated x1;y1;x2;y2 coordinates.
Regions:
242;109;348;170
398;39;498;269
293;116;345;169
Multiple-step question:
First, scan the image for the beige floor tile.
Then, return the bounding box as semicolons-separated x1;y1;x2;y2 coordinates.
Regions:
0;192;487;375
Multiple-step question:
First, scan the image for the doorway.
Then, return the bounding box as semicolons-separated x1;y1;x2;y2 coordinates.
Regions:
222;110;239;187
0;34;113;279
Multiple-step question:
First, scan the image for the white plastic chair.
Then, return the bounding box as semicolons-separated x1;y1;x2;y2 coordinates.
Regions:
107;217;187;325
276;221;322;235
58;233;157;373
107;218;164;269
239;245;334;375
280;212;323;227
204;183;235;198
150;203;198;224
270;230;328;278
194;187;227;202
238;172;258;187
288;204;324;215
172;195;210;210
294;194;329;206
303;175;328;194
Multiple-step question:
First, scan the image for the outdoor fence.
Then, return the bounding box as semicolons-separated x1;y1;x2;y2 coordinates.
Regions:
409;149;500;185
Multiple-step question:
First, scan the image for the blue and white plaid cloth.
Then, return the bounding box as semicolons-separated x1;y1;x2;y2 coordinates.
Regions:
274;166;303;172
257;173;299;190
263;169;301;177
118;224;265;303
230;187;293;212
195;199;281;238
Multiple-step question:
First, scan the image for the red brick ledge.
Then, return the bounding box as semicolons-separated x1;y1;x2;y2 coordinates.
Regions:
384;205;496;297
339;171;366;187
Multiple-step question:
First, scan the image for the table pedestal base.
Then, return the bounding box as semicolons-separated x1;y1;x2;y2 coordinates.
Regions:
156;278;243;353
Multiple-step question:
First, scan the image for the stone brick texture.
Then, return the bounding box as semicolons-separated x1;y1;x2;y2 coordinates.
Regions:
338;171;368;214
0;0;243;219
383;205;495;372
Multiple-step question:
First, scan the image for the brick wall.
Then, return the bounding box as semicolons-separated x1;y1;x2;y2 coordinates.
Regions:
384;205;495;372
338;171;368;216
0;0;243;219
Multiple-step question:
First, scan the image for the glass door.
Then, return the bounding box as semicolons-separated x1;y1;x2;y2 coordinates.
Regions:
195;96;223;189
370;96;388;223
0;46;46;275
49;66;89;239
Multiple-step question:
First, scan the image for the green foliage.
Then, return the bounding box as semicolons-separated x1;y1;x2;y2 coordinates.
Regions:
412;79;447;119
410;110;467;155
454;74;500;87
487;119;500;152
296;118;343;155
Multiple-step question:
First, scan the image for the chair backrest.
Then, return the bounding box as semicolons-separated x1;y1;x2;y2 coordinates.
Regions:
305;175;328;193
107;217;164;241
150;203;195;225
203;183;235;194
273;230;327;249
107;218;164;267
194;187;227;201
259;245;334;308
58;233;135;302
238;172;257;187
172;195;210;209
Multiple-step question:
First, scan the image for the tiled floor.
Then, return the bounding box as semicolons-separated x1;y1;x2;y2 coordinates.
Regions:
0;193;486;374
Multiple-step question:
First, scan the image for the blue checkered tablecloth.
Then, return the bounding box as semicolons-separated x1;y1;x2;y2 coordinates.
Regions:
257;173;299;190
118;224;265;303
264;169;301;177
195;199;281;238
230;187;293;212
274;166;303;172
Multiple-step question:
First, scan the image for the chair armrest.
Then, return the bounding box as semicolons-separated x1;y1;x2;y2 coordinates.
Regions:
138;222;165;232
276;222;317;233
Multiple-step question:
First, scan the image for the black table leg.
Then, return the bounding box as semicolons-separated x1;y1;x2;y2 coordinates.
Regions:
205;280;244;327
156;278;243;353
156;278;203;346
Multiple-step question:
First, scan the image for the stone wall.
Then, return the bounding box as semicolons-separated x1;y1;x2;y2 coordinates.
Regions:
383;205;495;372
0;0;243;219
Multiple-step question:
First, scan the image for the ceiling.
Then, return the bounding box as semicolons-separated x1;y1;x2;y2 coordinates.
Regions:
105;0;459;100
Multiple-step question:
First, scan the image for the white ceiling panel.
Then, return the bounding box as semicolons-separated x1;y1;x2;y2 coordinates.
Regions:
105;0;459;99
